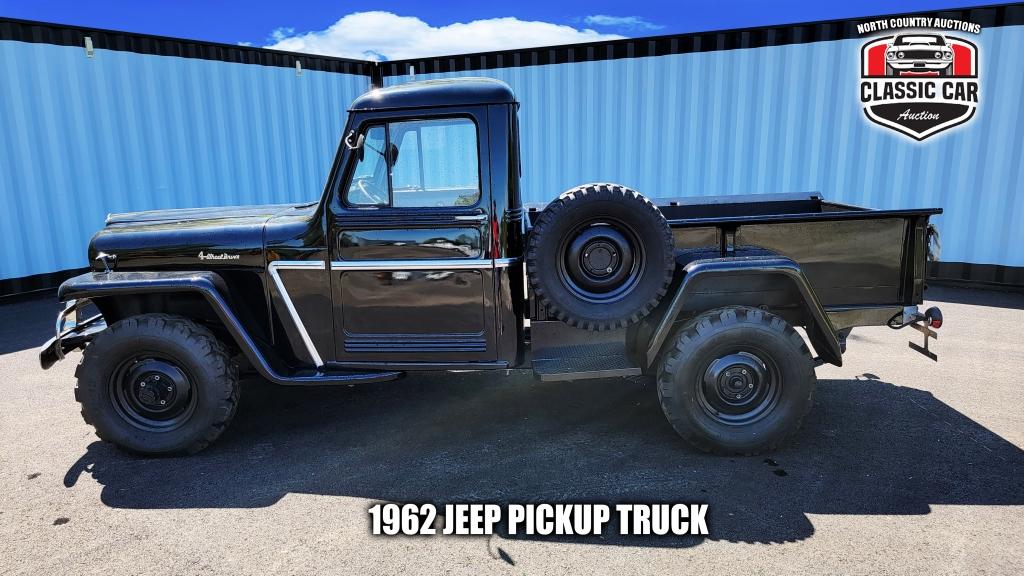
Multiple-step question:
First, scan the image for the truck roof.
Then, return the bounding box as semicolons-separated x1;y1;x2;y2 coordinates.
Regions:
349;78;517;111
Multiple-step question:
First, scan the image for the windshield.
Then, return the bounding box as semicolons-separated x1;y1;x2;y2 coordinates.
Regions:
895;35;945;46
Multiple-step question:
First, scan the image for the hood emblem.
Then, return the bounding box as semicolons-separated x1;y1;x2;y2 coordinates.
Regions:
95;252;117;273
198;251;240;261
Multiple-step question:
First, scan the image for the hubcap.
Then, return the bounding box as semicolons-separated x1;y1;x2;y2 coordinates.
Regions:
110;356;196;431
697;350;780;425
581;241;618;277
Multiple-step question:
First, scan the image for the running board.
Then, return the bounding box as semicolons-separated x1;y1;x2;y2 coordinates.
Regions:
531;342;642;382
275;369;403;386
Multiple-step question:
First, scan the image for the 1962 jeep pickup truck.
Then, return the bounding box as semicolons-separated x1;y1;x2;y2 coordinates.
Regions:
41;78;944;456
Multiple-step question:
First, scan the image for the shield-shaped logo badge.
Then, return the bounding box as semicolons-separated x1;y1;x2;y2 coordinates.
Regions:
859;32;979;140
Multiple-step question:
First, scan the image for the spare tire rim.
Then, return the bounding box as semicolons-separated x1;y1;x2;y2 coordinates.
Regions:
109;355;197;432
557;219;645;303
697;349;781;425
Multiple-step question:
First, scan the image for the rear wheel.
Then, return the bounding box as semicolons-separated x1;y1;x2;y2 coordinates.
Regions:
75;314;239;455
657;307;816;454
527;183;674;331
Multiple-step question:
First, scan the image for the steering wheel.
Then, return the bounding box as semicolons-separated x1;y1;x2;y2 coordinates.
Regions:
354;177;387;205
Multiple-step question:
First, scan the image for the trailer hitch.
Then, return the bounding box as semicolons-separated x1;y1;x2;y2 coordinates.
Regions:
889;306;942;362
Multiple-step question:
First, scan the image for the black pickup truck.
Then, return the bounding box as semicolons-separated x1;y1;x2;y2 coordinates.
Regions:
41;78;943;456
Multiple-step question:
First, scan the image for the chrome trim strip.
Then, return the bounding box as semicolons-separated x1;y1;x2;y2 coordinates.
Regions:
493;257;519;268
267;260;326;367
330;259;494;271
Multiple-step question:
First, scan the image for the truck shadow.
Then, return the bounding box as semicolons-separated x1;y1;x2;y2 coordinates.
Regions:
63;371;1024;548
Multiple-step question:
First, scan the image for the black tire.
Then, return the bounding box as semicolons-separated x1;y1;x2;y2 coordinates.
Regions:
526;183;674;331
75;313;239;455
657;307;816;455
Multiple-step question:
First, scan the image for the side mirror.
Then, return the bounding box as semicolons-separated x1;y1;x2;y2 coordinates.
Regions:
344;130;366;161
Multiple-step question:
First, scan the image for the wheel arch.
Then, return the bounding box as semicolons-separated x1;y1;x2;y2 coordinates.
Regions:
58;271;288;383
638;256;843;369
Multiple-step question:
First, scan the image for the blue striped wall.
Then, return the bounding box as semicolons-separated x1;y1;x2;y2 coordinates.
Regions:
1;23;1022;289
386;25;1024;269
0;40;369;283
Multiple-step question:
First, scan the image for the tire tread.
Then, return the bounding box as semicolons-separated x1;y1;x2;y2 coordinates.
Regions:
526;183;674;331
657;306;816;455
75;313;239;455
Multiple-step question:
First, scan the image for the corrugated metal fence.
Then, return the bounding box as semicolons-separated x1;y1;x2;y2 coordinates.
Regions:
1;5;1022;295
0;21;370;294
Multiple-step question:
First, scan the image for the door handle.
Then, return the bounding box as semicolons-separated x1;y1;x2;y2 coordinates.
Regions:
454;214;488;222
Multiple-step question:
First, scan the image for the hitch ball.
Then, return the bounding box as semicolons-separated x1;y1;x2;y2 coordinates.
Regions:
924;306;943;329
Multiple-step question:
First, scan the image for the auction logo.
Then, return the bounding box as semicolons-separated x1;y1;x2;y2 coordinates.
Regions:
858;17;981;141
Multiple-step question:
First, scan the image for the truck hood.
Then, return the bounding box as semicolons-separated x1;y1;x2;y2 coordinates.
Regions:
90;202;318;273
105;203;308;226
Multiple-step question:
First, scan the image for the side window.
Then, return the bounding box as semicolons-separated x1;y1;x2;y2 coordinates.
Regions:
345;125;388;206
344;117;480;208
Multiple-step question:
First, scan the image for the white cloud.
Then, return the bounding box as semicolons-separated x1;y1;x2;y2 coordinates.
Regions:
583;15;664;31
264;12;626;61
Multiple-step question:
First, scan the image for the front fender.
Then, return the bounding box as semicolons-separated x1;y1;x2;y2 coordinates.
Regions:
47;271;399;385
643;256;843;368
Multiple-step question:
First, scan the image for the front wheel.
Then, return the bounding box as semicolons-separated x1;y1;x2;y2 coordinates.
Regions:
657;307;816;454
75;313;239;455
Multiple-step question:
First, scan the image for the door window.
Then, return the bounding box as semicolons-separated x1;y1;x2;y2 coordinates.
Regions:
344;118;480;208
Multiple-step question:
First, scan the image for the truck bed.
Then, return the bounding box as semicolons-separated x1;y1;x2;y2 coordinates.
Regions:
525;192;940;379
527;192;938;224
526;192;941;308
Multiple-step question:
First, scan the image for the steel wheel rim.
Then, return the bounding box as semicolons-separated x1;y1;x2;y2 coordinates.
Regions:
556;218;646;304
109;354;197;432
695;347;781;425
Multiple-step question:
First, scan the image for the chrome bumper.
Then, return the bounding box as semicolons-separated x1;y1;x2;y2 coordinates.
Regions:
38;299;107;369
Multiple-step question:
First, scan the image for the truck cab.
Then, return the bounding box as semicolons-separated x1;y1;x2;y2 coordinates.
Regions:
318;79;525;369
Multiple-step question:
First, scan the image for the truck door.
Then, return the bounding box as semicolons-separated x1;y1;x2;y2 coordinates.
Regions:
327;107;497;365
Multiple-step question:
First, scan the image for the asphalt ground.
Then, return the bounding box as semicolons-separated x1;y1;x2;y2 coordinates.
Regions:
1;285;1022;575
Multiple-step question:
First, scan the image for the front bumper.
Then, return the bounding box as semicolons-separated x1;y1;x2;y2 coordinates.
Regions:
39;299;107;369
889;60;950;70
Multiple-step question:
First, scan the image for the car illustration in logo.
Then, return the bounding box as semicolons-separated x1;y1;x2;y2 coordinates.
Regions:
885;34;955;76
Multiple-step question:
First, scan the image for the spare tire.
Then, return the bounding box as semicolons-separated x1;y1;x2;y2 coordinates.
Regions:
526;183;674;331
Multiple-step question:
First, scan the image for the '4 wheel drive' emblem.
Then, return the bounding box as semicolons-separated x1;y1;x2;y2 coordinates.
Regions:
198;251;240;261
859;23;980;141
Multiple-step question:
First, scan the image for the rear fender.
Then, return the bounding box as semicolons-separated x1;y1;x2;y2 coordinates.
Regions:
641;256;843;368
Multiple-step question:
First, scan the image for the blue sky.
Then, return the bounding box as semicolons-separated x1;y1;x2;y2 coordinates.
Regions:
0;1;993;59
